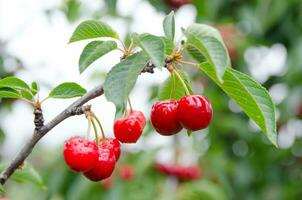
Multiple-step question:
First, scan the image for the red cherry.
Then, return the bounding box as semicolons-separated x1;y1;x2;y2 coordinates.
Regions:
83;147;116;182
119;164;135;181
128;110;146;127
63;136;98;172
177;166;201;181
114;114;144;143
177;95;212;131
150;100;182;135
166;0;189;9
100;138;121;161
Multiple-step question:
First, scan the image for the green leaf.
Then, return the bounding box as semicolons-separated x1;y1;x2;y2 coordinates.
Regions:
124;33;133;48
11;164;46;189
49;82;86;99
162;37;174;55
186;36;228;83
163;11;175;41
0;77;33;100
31;81;39;95
0;76;31;91
0;163;45;189
0;184;5;194
185;23;224;42
21;90;34;101
185;44;206;62
159;71;192;100
79;40;117;73
185;24;230;82
134;34;165;68
104;52;149;113
0;87;22;99
200;62;277;146
69;20;119;43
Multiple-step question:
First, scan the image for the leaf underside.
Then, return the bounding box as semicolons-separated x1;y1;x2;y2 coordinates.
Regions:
104;52;150;115
200;62;277;146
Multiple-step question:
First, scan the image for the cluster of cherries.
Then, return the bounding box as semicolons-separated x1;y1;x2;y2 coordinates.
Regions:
155;163;201;181
63;92;212;182
63;110;146;182
151;95;213;136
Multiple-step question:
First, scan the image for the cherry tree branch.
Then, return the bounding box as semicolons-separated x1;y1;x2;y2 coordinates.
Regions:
0;85;104;185
0;61;156;186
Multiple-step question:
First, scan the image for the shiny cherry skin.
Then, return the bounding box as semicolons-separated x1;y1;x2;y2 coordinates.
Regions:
83;147;116;182
128;110;146;127
63;136;98;172
166;0;189;9
100;138;121;161
177;95;212;131
150;100;182;135
114;113;144;143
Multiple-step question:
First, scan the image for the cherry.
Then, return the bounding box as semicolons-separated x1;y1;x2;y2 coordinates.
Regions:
83;147;116;182
114;111;145;143
128;110;146;127
166;0;189;9
150;100;182;135
155;162;201;181
177;95;212;131
175;166;201;181
119;164;135;181
63;136;98;172
100;138;121;161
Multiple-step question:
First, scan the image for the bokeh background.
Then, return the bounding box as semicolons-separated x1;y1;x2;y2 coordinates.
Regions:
1;0;302;199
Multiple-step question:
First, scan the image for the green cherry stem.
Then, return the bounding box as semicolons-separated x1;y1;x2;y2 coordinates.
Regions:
93;116;106;143
86;118;92;140
128;97;133;112
173;69;191;96
90;118;99;146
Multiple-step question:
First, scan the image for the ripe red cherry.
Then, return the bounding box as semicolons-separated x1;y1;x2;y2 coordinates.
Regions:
114;112;145;143
100;138;121;161
119;164;135;181
83;147;116;182
150;100;182;135
128;110;146;127
63;136;98;172
177;95;212;131
166;0;189;9
175;166;201;181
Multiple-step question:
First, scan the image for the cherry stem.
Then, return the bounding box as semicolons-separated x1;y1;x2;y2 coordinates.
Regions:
86;118;91;140
169;71;176;99
173;69;191;96
187;130;192;137
93;116;106;143
128;97;133;112
179;60;199;67
90;118;99;146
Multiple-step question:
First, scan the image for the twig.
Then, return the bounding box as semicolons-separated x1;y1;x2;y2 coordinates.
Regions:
0;85;104;185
